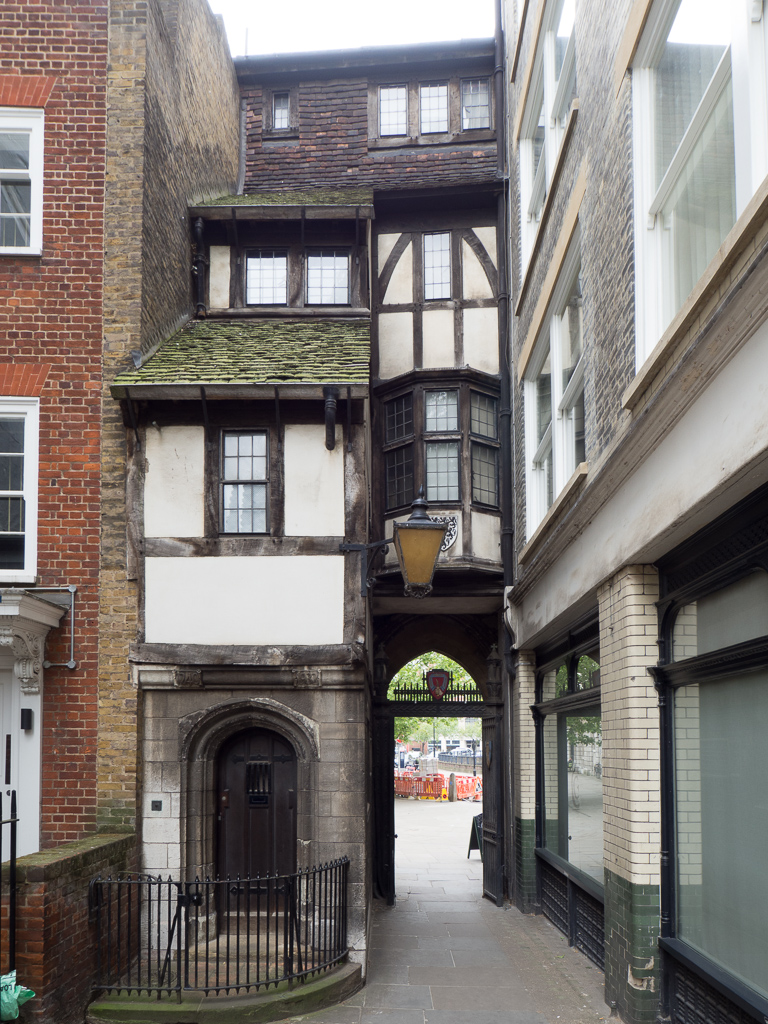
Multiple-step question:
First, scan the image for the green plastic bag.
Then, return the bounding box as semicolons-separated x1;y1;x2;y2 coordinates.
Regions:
0;971;34;1020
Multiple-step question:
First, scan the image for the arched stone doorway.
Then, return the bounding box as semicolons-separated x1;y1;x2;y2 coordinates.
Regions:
179;697;319;880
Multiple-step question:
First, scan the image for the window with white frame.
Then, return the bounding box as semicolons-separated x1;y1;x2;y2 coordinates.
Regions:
524;245;585;535
0;108;44;255
246;250;287;305
272;92;290;130
419;83;449;134
221;431;268;534
425;390;460;501
376;80;492;138
380;86;408;136
0;400;38;580
423;232;451;299
461;79;491;129
518;0;577;267
632;0;768;365
306;249;350;305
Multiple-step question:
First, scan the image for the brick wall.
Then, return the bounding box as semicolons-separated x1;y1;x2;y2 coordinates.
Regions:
513;651;537;911
9;833;137;1024
598;565;661;1023
0;1;109;846
99;0;239;831
509;0;635;545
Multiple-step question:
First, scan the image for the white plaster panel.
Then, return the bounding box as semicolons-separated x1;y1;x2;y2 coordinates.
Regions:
472;226;497;267
515;325;768;646
378;311;414;379
381;242;413;304
377;233;400;269
422;309;456;369
471;511;501;562
144;425;205;538
462;306;499;374
145;556;345;645
209;246;231;308
462;240;493;300
284;423;345;536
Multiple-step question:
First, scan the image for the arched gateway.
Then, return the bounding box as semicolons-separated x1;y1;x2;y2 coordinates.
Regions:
371;644;505;906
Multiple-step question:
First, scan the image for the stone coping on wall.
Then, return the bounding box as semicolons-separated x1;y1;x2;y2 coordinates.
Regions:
5;832;136;884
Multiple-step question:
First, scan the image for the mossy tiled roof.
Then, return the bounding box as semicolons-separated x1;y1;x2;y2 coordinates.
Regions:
112;318;370;392
199;187;374;207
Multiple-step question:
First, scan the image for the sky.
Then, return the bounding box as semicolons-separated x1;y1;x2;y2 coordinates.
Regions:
206;0;496;58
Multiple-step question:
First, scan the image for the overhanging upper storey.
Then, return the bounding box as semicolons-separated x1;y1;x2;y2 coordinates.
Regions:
110;317;370;401
189;187;375;223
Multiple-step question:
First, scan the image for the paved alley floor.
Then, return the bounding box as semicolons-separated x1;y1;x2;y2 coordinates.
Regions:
291;796;611;1024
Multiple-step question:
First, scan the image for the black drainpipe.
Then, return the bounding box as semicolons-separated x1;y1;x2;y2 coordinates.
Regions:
495;0;513;592
323;386;339;450
193;217;207;318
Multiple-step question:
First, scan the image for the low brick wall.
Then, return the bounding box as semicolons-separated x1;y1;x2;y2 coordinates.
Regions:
4;833;137;1024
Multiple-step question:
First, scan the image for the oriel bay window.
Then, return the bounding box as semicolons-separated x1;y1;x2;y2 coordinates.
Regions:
383;385;499;511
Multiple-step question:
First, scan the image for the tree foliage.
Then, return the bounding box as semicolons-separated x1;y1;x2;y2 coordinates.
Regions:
388;652;479;744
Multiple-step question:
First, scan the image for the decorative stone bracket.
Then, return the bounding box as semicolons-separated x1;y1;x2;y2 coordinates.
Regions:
0;627;44;694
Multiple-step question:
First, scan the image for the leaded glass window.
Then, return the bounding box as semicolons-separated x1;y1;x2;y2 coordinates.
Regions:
221;432;268;534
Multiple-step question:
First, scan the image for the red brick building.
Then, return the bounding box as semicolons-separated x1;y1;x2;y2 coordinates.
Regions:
0;2;238;1021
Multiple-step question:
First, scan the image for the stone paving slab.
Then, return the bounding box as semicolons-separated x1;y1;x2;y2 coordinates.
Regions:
287;799;610;1024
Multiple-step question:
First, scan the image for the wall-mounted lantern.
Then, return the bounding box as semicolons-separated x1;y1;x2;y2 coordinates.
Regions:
340;489;447;598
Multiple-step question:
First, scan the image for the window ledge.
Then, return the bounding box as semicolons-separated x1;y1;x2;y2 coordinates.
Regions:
207;306;371;318
622;170;768;412
368;130;495;150
518;461;588;565
516;100;579;316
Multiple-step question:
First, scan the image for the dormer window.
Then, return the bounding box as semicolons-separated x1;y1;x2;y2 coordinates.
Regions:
272;92;289;130
306;250;350;305
246;250;288;305
419;84;449;134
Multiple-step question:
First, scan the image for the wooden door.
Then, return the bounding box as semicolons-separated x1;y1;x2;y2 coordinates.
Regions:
216;728;297;880
481;711;504;905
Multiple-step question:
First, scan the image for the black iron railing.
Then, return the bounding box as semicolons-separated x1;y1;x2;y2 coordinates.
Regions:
90;858;349;1000
0;791;18;976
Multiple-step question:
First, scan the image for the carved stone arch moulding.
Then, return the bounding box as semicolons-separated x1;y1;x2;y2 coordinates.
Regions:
180;696;321;766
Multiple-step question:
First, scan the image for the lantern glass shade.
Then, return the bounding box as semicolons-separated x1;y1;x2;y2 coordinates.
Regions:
392;518;446;598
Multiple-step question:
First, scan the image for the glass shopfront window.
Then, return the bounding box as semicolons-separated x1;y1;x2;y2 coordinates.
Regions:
673;670;768;1000
537;644;603;886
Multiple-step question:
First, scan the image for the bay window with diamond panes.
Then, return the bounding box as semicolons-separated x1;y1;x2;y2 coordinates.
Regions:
518;0;577;268
524;243;585;535
632;0;768;365
221;431;268;534
381;383;499;513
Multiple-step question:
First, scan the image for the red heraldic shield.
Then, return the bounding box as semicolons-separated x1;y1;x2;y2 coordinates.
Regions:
426;669;450;701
